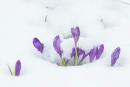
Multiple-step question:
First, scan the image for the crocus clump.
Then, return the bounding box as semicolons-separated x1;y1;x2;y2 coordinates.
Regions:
33;38;44;53
32;26;122;67
111;47;121;66
53;26;104;66
8;60;21;76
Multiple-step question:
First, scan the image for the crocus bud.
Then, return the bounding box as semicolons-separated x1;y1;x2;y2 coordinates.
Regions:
53;35;63;57
88;47;98;62
111;47;121;66
33;38;44;53
96;44;104;60
15;60;21;76
71;26;80;45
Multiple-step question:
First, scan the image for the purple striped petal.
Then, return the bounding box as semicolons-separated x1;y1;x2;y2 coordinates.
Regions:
71;26;80;44
111;47;121;66
78;48;85;59
96;44;104;60
89;47;98;62
15;60;21;76
33;38;44;53
71;48;75;58
79;52;89;64
53;35;63;57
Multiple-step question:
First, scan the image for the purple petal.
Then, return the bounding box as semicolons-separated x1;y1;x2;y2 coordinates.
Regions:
78;48;86;60
89;47;98;62
71;48;75;58
15;60;21;76
53;35;63;57
111;47;121;66
79;52;89;64
71;47;85;59
33;38;44;53
96;44;104;60
71;26;80;44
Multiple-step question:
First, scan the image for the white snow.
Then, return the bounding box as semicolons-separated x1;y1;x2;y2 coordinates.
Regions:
0;0;130;87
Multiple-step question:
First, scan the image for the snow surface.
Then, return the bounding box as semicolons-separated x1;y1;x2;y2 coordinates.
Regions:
0;0;130;87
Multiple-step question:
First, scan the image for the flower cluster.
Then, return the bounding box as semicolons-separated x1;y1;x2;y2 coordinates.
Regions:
33;26;121;66
53;27;105;66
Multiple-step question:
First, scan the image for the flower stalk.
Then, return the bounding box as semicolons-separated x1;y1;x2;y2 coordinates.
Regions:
74;45;78;65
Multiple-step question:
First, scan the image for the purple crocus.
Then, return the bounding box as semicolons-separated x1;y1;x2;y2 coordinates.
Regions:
111;47;121;66
15;60;21;76
71;26;80;45
96;44;104;60
71;26;80;65
88;47;98;62
33;38;44;53
53;35;63;57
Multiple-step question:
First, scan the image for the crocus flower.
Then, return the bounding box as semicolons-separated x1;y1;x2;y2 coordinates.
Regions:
15;60;21;76
71;26;80;45
53;35;63;57
88;47;98;62
96;44;104;60
71;26;80;65
33;38;44;53
111;47;121;66
8;60;21;76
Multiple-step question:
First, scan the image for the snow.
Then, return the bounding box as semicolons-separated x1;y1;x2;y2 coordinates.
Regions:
0;0;130;87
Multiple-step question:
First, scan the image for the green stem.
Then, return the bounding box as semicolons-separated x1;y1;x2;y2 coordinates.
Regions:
60;55;66;66
61;59;66;66
8;65;14;76
74;45;78;65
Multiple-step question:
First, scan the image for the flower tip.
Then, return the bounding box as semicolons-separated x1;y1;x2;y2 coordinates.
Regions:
96;44;104;60
15;60;21;76
111;47;121;66
100;44;104;48
33;37;44;53
71;26;80;44
53;35;63;57
89;47;98;62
